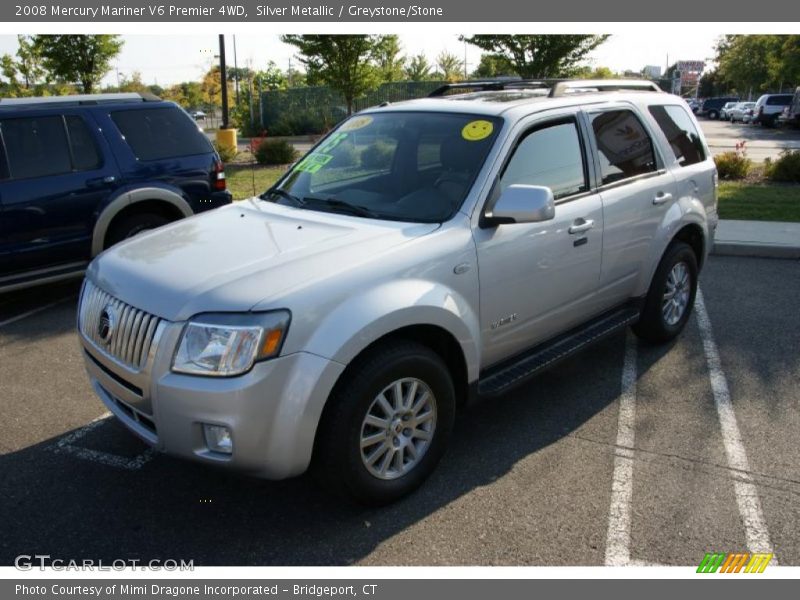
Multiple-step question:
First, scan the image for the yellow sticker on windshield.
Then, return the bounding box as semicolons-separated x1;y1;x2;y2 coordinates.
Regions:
462;120;494;141
340;116;373;131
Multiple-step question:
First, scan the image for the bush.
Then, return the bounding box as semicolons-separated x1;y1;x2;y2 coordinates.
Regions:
764;149;800;183
213;140;238;163
714;143;751;180
254;139;298;165
360;140;395;170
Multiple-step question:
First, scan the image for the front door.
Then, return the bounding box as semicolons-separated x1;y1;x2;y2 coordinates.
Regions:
474;114;604;368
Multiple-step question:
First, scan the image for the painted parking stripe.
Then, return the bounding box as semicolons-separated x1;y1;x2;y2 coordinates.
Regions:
49;412;157;470
695;288;777;563
604;332;638;566
0;298;72;329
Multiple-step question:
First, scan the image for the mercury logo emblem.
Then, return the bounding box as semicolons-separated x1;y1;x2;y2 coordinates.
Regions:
98;305;116;345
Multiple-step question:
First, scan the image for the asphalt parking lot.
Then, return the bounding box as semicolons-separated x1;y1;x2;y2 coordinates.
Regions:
699;118;800;161
1;255;798;567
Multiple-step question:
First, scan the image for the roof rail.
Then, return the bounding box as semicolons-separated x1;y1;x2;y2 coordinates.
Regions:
428;79;566;97
0;92;162;108
548;79;662;97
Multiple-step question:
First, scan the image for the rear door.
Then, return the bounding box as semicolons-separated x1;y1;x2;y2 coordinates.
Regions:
0;110;120;276
474;110;604;366
583;105;678;307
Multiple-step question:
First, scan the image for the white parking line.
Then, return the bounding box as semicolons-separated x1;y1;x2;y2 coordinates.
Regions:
0;298;72;329
695;288;777;563
49;412;157;471
604;332;638;566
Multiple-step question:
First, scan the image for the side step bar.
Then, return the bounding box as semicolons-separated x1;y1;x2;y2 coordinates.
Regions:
478;303;641;398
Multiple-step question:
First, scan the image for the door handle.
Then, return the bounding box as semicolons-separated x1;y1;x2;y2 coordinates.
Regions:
568;219;594;234
86;175;116;187
653;191;673;205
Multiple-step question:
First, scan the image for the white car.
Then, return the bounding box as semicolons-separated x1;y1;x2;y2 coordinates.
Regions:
728;102;756;123
720;102;739;121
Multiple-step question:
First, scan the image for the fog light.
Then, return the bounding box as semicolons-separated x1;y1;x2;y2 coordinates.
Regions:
203;424;233;454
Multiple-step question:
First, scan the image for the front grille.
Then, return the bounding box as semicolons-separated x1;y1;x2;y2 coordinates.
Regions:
80;280;162;371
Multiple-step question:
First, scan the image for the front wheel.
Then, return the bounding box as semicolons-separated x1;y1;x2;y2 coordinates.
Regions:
633;242;698;344
708;110;719;120
312;341;456;505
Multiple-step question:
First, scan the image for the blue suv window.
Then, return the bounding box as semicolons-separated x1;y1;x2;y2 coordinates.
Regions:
1;116;72;179
111;107;212;161
65;115;101;171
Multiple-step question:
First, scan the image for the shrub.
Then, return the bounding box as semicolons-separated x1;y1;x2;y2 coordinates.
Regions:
254;139;298;165
213;140;238;163
714;142;751;180
764;149;800;183
360;140;395;170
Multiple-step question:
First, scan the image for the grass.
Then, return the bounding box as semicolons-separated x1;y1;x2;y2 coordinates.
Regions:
225;164;287;200
718;182;800;222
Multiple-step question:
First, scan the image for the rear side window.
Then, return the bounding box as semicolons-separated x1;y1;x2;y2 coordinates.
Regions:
65;116;101;171
500;120;588;200
111;107;212;161
590;110;657;185
1;116;72;179
648;105;705;167
766;95;792;106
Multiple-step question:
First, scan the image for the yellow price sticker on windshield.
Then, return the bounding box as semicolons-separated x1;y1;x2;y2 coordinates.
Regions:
462;120;493;141
340;116;373;131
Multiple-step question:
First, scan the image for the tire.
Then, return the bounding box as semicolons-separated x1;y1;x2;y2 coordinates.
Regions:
312;341;456;505
708;110;719;120
633;241;698;344
106;213;170;248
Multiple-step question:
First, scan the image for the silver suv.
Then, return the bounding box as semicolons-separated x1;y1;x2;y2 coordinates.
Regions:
78;80;718;504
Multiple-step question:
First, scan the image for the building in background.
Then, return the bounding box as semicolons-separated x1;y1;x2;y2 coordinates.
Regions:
643;65;662;79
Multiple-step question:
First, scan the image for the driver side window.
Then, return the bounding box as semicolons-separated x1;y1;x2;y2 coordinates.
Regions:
499;120;588;200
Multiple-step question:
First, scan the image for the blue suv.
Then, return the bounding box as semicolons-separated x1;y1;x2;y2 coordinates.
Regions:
0;93;232;293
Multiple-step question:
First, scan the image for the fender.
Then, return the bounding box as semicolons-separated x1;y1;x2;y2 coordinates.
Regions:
298;279;482;383
91;186;193;256
634;195;709;297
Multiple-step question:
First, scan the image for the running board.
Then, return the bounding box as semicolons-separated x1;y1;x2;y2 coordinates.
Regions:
478;303;641;398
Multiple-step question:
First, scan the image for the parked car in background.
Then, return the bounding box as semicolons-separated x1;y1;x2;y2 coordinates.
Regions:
699;96;739;120
190;109;206;120
687;98;701;114
753;93;793;127
719;102;739;121
728;102;756;123
777;87;800;127
0;93;232;293
77;79;717;504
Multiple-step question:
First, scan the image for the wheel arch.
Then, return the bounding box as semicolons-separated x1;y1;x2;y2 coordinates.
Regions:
91;187;193;255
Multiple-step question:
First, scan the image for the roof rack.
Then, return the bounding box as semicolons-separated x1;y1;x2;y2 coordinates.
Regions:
428;79;566;97
548;79;662;97
427;78;662;98
0;92;162;109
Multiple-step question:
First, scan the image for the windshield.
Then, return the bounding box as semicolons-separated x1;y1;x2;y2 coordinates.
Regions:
264;111;502;223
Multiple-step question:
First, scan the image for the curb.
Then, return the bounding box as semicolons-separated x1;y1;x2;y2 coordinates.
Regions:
712;242;800;259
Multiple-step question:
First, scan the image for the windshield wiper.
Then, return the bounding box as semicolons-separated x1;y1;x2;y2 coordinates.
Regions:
304;196;379;218
263;188;306;207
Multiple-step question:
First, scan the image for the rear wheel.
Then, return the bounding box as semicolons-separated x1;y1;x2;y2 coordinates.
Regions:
708;110;719;120
633;242;698;344
106;213;170;248
312;341;456;505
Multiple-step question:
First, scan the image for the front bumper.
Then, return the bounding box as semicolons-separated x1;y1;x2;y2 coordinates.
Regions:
80;323;345;479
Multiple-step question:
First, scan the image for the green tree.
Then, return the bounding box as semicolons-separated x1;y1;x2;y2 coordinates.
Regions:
280;34;388;114
15;35;46;90
715;35;789;95
33;34;123;93
434;51;464;82
375;35;405;82
119;71;149;93
471;54;515;79
460;34;610;78
404;54;433;81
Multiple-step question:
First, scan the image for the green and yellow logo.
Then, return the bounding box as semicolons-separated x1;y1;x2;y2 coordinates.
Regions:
697;552;773;573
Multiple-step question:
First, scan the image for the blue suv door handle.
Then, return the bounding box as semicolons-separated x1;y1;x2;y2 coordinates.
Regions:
86;175;116;187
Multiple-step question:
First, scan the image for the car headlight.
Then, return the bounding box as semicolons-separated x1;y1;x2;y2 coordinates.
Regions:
172;311;291;377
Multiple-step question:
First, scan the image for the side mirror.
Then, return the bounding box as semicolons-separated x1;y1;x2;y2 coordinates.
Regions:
485;184;555;225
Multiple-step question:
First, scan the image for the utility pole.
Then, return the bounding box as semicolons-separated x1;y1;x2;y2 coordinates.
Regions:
219;34;229;130
233;34;240;105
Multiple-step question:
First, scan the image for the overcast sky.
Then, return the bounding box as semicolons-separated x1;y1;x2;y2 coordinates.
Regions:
0;32;723;87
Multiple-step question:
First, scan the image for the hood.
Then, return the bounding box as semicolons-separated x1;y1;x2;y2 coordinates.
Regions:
88;200;439;321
